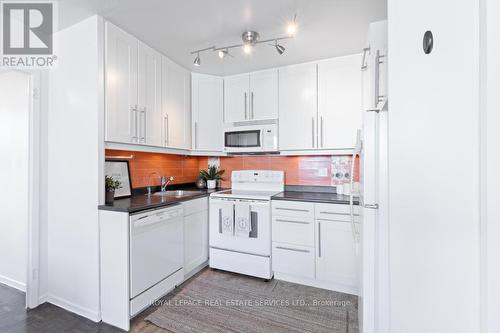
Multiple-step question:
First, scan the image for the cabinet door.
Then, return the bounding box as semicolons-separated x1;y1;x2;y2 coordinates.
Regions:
184;210;208;274
138;42;162;146
192;74;223;151
105;22;138;143
224;74;249;123
249;69;278;121
318;55;362;149
316;219;358;290
162;57;191;149
278;63;318;150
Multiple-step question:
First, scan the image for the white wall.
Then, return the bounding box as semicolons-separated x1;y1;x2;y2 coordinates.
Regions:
0;71;30;291
388;0;480;332
45;15;104;321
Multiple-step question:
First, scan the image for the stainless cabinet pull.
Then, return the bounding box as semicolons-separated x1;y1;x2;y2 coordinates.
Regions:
312;117;315;148
318;222;322;258
361;46;370;70
320;116;324;147
275;219;310;225
194;122;198;149
139;107;146;143
319;211;359;216
131;105;138;141
364;203;379;210
275;207;310;213
276;246;310;254
164;114;169;146
251;92;254;119
244;92;248;119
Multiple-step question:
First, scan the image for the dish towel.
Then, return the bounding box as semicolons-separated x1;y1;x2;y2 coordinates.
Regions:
221;201;234;236
235;202;251;238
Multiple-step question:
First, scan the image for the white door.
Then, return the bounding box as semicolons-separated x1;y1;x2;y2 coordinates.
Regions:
224;74;249;123
249;69;278;121
105;22;138;143
138;42;162;146
278;63;318;150
162;57;190;149
318;55;362;149
184;211;208;274
316;219;359;291
192;74;223;151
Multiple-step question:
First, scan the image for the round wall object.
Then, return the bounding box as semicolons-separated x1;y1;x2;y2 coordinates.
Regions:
423;30;434;54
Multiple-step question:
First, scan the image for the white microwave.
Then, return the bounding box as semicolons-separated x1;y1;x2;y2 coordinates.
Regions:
223;124;278;154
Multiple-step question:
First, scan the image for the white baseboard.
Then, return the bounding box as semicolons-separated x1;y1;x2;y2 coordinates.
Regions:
0;274;26;292
183;260;209;281
45;293;101;322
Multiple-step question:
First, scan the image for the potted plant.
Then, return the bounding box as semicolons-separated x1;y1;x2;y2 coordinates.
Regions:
199;165;225;189
105;175;122;204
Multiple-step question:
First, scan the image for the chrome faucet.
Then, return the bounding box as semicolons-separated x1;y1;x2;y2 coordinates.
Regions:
161;176;174;192
147;172;159;196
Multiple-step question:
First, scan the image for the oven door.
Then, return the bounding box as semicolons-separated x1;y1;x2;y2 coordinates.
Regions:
209;198;271;256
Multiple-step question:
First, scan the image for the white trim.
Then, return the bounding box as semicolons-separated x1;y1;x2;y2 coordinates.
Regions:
44;293;101;322
274;272;358;296
0;274;27;292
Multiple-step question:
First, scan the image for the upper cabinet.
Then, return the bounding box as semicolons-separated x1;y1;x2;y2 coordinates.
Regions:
162;57;191;150
318;55;362;149
105;22;138;144
278;63;318;150
192;74;223;151
224;69;278;123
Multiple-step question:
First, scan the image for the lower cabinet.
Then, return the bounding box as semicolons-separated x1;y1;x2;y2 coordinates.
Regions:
183;197;209;276
271;200;360;295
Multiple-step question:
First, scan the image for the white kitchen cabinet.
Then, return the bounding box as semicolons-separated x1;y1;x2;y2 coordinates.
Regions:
316;219;359;289
318;55;362;149
224;69;278;123
137;42;162;146
183;197;209;276
192;73;223;151
224;74;249;123
105;22;138;144
162;56;191;149
278;63;318;150
249;70;278;121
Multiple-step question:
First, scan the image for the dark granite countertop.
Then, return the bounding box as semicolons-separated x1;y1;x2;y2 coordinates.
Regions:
98;188;222;214
271;185;359;205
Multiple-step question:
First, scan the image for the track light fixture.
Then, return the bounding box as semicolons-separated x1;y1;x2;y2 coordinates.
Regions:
190;14;297;66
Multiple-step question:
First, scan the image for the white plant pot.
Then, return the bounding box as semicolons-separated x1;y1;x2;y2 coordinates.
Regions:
207;180;217;189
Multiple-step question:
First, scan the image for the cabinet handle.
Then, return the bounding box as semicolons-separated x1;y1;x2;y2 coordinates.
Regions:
251;92;254;119
312;117;315;148
131;105;138;141
275;207;310;213
320;116;324;147
164;114;169;146
141;107;146;143
276;246;310;254
194;122;198;149
319;211;359;216
275;219;310;225
244;92;248;119
318;221;322;258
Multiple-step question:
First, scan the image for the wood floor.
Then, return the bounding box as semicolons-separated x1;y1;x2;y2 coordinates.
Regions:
0;282;172;333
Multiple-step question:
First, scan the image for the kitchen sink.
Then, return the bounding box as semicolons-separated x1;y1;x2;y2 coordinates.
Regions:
152;190;204;197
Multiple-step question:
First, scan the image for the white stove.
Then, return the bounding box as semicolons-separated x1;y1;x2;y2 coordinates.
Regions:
209;170;284;279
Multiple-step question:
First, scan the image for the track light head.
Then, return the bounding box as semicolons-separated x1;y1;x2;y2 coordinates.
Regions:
193;53;200;66
275;41;285;55
218;49;229;59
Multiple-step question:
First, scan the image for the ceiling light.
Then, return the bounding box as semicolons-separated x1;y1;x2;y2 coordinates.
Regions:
274;40;285;55
193;53;201;66
243;44;252;54
218;49;228;59
287;14;297;36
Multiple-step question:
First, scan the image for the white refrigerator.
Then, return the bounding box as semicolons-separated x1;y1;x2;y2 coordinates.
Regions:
355;20;388;333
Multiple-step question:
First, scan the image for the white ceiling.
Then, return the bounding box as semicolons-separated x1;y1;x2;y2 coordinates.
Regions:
59;0;386;76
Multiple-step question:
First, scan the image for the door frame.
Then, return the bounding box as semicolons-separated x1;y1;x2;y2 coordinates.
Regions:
0;69;42;309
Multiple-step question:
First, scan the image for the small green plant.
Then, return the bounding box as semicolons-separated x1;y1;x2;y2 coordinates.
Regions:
199;165;225;181
105;175;122;192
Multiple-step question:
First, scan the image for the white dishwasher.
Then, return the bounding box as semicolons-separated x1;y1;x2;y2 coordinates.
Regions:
130;204;184;299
